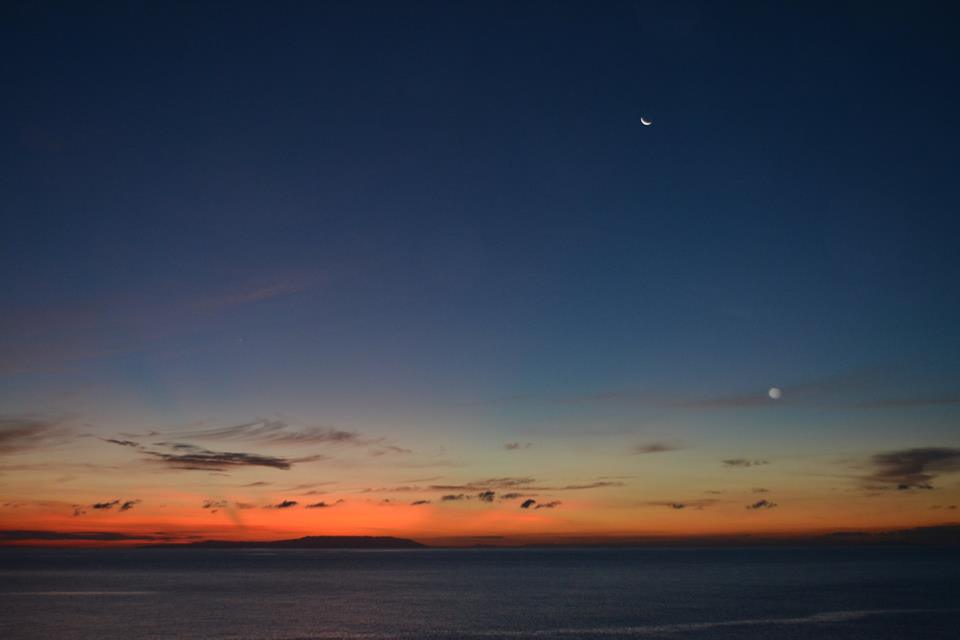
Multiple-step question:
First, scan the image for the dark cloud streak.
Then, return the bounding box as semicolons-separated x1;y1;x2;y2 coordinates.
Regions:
866;447;960;490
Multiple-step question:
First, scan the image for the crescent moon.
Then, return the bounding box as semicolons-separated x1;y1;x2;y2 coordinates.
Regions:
640;117;653;126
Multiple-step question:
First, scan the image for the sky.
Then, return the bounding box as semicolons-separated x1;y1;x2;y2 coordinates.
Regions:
1;1;959;545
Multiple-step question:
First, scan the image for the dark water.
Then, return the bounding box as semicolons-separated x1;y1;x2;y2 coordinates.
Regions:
1;547;958;639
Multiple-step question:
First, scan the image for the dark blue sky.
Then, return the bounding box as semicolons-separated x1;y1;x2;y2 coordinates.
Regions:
1;2;958;442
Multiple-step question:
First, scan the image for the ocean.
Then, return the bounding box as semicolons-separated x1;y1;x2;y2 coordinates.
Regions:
1;547;958;639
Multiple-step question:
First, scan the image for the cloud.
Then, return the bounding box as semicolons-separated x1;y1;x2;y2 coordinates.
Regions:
0;530;160;542
0;275;321;375
429;478;623;492
520;499;537;509
265;500;298;509
197;281;306;311
866;447;960;490
632;442;681;455
535;501;561;509
555;481;623;490
441;494;467;501
305;499;344;509
143;443;293;471
856;393;960;409
648;499;718;510
196;277;316;313
167;419;361;445
477;491;496;503
84;498;142;516
0;417;70;455
241;481;271;487
746;500;778;510
202;500;228;512
411;500;431;505
752;488;769;493
676;394;773;409
549;369;908;411
430;477;536;491
504;442;532;450
286;482;335;492
369;445;414;456
153;418;407;455
77;499;140;514
499;493;531;500
722;459;769;468
102;438;141;448
360;485;423;494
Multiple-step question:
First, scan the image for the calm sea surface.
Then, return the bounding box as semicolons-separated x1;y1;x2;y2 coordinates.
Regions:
1;547;958;639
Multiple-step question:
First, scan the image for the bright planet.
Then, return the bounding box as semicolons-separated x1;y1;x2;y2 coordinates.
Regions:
768;387;783;400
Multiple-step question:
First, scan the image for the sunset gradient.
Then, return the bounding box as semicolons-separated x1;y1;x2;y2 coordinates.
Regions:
2;2;958;546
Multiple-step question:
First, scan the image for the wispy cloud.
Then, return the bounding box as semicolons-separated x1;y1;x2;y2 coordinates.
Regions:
746;499;778;510
143;443;294;471
195;277;317;313
202;500;228;512
101;438;141;448
265;500;298;509
305;499;344;509
428;477;623;492
499;493;532;501
504;442;532;451
855;393;960;409
411;500;431;506
722;459;769;468
102;436;320;472
865;447;960;490
518;499;561;510
678;394;772;409
546;368;911;411
162;419;365;447
556;481;623;490
0;417;71;455
632;442;681;455
140;418;409;458
77;499;140;514
0;274;322;375
647;499;718;510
